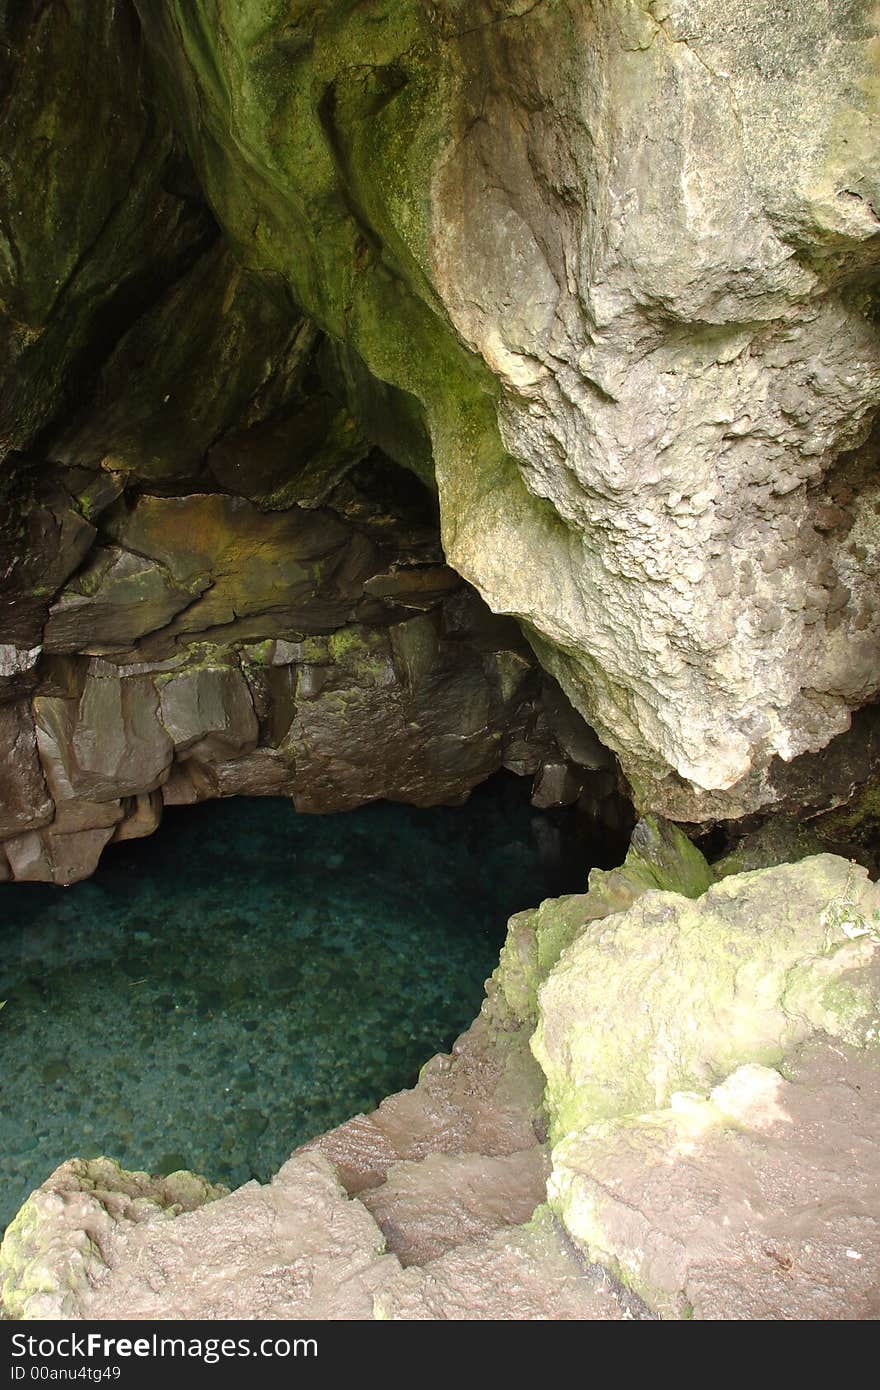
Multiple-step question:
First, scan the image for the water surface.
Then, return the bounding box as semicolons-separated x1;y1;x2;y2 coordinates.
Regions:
0;775;591;1230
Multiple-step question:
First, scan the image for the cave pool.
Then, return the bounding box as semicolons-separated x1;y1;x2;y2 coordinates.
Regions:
0;774;599;1231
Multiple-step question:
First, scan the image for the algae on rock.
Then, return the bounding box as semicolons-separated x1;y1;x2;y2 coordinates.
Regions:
0;1158;226;1321
490;815;713;1026
532;855;880;1140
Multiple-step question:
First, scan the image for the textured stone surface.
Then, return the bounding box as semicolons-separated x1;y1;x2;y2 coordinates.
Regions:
372;1210;630;1321
0;1158;226;1320
132;0;880;819
549;1044;880;1319
0;702;53;840
3;0;880;1327
0;1150;623;1322
305;1010;547;1196
533;855;880;1138
531;850;880;1317
491;813;713;1025
5;0;880;836
359;1148;549;1267
81;1153;397;1322
43;547;202;653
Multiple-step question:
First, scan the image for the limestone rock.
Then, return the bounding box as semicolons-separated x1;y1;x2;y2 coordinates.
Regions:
4;826;117;888
101;493;373;643
158;664;259;762
61;1153;396;1322
532;855;880;1139
518;850;880;1318
713;818;831;879
549;1043;880;1319
0;1158;226;1321
112;791;164;844
133;0;880;818
372;1209;630;1321
491;814;713;1025
0;472;104;651
53;243;322;486
359;1148;549;1267
307;1013;547;1195
1;443;616;881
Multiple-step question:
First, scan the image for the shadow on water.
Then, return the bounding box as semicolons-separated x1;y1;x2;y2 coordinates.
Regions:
0;771;608;1230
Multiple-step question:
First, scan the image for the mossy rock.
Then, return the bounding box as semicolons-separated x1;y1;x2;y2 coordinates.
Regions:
490;815;713;1026
532;855;880;1141
0;1157;226;1320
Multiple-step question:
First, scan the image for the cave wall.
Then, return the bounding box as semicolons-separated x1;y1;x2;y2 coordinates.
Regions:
0;1;637;886
0;457;601;886
1;1;879;862
128;0;880;820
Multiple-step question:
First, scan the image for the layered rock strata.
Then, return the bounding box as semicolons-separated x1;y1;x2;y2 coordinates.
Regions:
0;451;619;884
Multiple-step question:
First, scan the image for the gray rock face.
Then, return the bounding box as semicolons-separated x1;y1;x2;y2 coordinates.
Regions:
43;548;202;653
36;676;174;803
131;0;880;819
0;703;53;840
414;1;880;816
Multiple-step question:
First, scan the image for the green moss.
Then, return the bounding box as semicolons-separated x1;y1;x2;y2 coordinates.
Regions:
491;816;713;1030
714;825;826;879
532;855;880;1140
595;814;714;899
239;639;275;667
813;775;880;849
327;625;392;684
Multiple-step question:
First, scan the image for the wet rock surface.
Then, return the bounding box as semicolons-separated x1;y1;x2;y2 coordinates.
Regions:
0;447;620;883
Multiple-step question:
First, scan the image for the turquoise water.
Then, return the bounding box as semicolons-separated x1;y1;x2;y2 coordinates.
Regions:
0;775;594;1231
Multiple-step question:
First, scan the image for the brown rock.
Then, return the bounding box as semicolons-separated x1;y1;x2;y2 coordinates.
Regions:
158;664;258;760
102;494;378;641
360;1148;550;1268
113;791;163;842
0;701;53;839
35;674;173;802
43;547;203;653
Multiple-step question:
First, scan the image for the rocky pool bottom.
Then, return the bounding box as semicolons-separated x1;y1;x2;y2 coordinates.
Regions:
0;773;605;1232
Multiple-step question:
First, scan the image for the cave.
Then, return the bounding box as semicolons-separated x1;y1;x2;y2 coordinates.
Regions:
0;776;614;1232
0;0;879;1328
